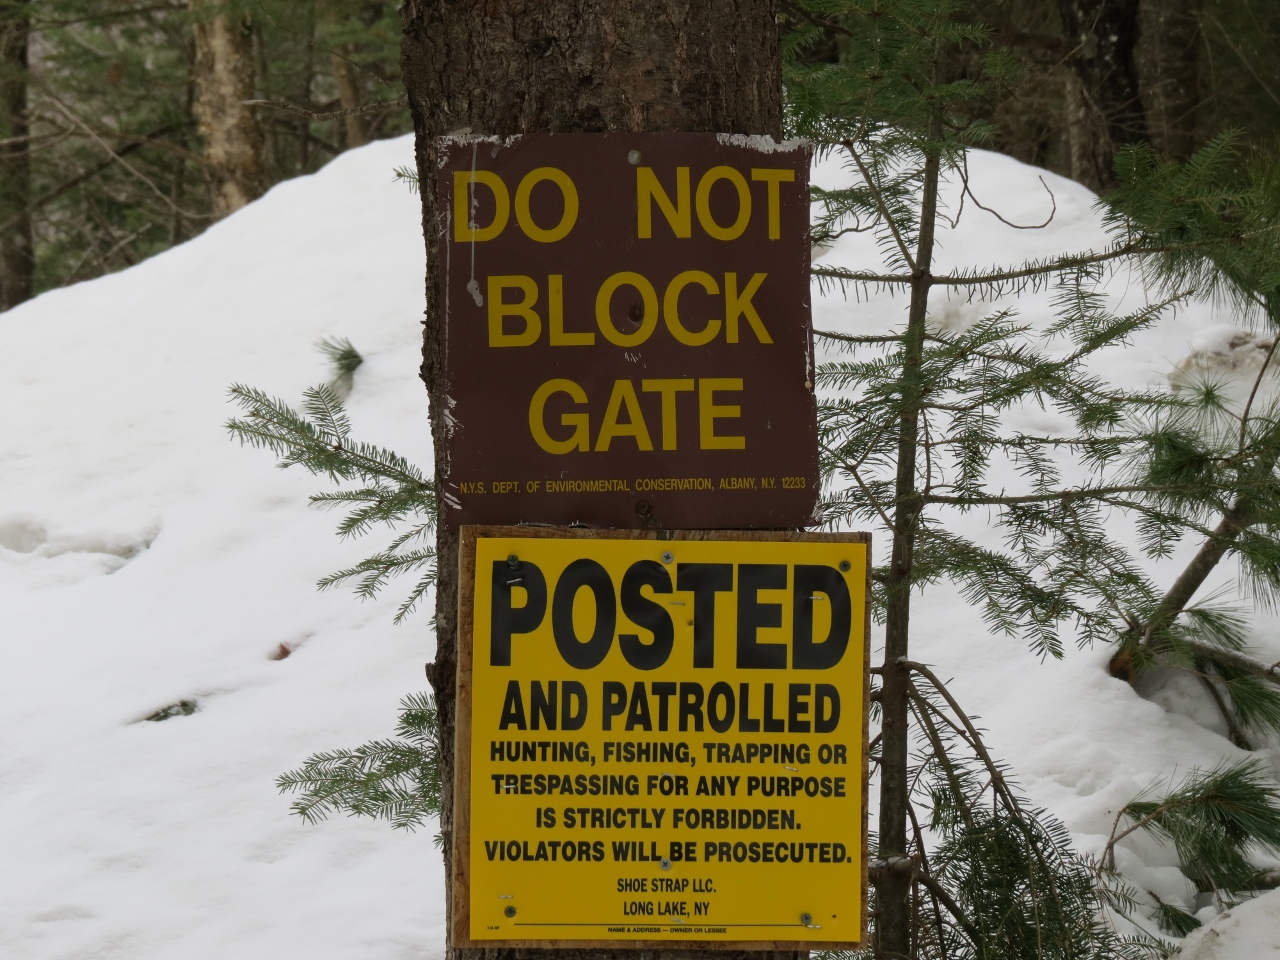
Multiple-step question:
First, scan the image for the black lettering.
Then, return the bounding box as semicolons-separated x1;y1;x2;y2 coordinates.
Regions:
490;559;547;665
625;682;653;731
530;681;557;730
706;681;735;733
737;565;787;668
738;682;760;732
619;560;674;670
499;680;526;730
815;684;840;733
562;681;588;730
762;683;785;732
792;565;851;669
787;683;811;733
676;563;733;667
602;681;627;731
652;682;676;731
679;682;705;731
552;558;615;669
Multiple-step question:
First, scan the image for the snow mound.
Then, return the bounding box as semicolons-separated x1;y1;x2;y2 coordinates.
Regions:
1176;890;1280;958
0;135;1275;959
0;136;442;960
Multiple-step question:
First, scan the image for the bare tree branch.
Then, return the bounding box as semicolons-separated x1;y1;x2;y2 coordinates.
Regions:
45;97;211;220
243;95;408;123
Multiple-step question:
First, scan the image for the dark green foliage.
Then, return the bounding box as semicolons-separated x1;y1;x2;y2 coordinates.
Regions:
827;666;1156;960
815;293;1179;660
11;0;407;300
143;698;198;722
784;1;1280;955
316;334;363;394
225;359;436;622
227;346;444;836
1108;759;1280;896
1150;899;1201;938
276;691;442;833
912;670;1157;960
1108;135;1280;317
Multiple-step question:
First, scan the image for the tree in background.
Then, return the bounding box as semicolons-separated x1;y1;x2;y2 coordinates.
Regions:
0;0;32;309
945;0;1280;192
0;0;407;311
4;0;1276;310
1057;0;1148;190
786;0;1280;953
191;0;263;216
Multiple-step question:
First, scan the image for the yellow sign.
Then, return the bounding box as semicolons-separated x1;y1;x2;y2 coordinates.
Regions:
454;529;868;949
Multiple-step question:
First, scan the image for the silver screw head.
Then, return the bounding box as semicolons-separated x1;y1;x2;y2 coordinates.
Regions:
800;912;813;925
661;551;674;564
627;149;642;164
839;560;851;572
660;858;672;870
504;905;517;918
507;554;520;569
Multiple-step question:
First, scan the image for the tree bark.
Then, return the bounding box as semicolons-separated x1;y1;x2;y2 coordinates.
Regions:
1137;0;1202;162
191;0;264;217
0;0;33;311
1057;0;1147;190
399;3;789;959
874;111;942;960
330;52;368;148
1064;70;1108;190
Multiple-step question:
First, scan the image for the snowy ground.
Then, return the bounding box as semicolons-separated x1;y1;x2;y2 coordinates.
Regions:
1;135;1277;959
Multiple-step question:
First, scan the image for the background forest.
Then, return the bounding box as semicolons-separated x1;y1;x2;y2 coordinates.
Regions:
1;0;1278;312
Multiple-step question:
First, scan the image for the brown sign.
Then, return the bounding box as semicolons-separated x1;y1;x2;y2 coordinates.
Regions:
437;133;818;529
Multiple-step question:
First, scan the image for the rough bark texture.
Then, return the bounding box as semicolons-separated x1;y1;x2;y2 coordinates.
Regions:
0;0;33;311
874;121;941;960
331;52;369;148
1057;0;1147;190
399;3;792;959
191;0;264;217
1137;0;1202;162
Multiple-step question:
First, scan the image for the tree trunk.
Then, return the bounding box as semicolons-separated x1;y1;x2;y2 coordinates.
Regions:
0;0;33;311
872;111;942;960
1057;0;1147;190
1064;70;1109;191
331;52;368;148
399;3;790;959
1137;0;1202;162
191;0;264;217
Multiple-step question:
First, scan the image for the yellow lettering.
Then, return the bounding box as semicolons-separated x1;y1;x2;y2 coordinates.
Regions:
699;378;745;450
487;276;541;346
696;166;751;241
453;170;509;242
663;271;722;346
529;379;590;454
637;167;691;239
514;167;579;242
642;379;695;450
750;168;795;240
596;380;654;451
725;272;771;344
547;275;593;345
596;272;659;347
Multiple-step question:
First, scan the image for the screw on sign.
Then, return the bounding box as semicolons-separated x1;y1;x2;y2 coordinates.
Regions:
436;133;819;530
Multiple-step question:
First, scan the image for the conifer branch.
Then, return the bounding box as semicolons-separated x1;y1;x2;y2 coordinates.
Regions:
842;140;918;273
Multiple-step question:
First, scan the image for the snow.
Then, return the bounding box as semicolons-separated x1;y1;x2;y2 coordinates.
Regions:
1177;889;1280;958
1;133;1277;958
